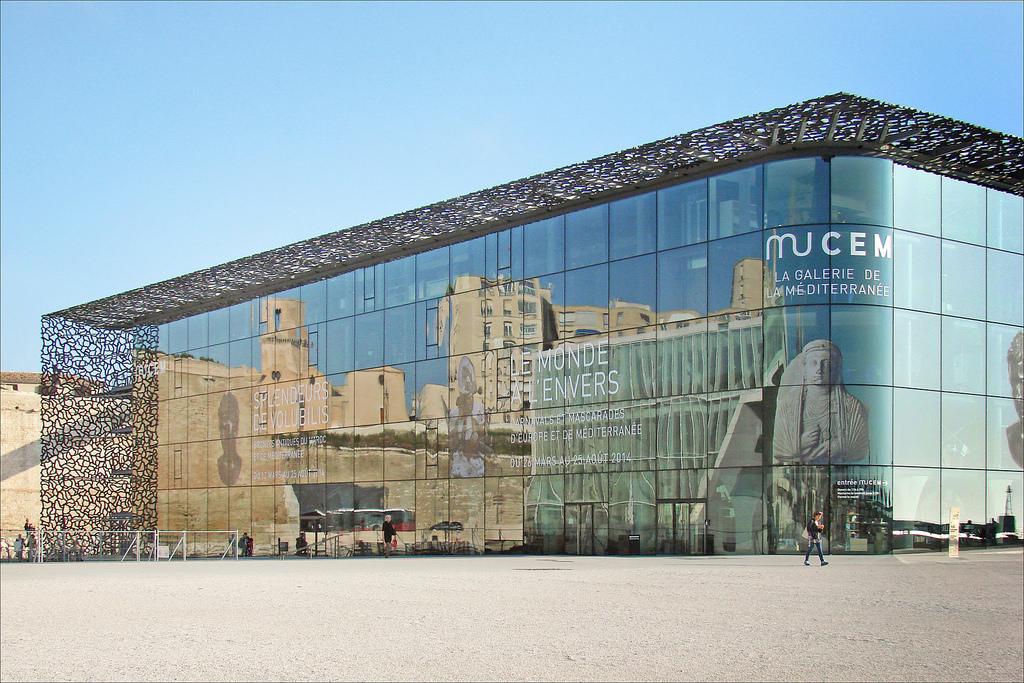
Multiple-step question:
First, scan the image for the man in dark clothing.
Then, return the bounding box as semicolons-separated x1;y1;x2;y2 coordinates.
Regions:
804;511;829;566
382;515;396;558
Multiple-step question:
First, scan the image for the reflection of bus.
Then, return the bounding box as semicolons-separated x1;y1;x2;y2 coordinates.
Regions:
328;508;414;532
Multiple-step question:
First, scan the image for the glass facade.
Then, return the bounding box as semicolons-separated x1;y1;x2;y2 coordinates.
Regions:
151;155;1024;556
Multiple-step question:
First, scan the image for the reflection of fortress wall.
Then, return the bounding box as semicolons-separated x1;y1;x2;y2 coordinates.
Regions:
331;367;408;426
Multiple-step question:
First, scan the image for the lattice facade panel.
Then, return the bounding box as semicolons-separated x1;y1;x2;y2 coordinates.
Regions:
40;317;159;530
46;93;1023;332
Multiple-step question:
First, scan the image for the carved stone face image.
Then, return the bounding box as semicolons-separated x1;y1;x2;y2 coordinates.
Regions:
803;347;832;385
217;392;242;486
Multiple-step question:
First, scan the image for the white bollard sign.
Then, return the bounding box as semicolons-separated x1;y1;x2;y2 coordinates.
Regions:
949;506;961;558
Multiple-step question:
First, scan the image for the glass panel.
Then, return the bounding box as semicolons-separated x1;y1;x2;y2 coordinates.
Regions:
167;319;188;354
523;216;564;278
942;317;986;394
608;255;656;333
941;177;986;245
416;247;449;301
353;311;384;370
764;157;829;228
892;466;940;525
565;204;608;270
893;310;940;390
325;318;354;376
188;313;208;351
301;280;328;325
941;393;986;470
987;250;1023;326
830;156;892;227
208;307;230;346
987;189;1023;254
657;244;708;319
609;191;656;259
709;165;762;239
988;397;1024;470
709;232;762;313
989;325;1024;397
830;305;892;386
987;472;1023;532
941;241;985;319
893;164;940;236
384;304;416;366
450;235;486;289
384;255;416;309
941;468;985;523
229;301;254;342
893;389;940;467
657;179;707;250
564;265;608;338
327;271;354;321
893;230;940;313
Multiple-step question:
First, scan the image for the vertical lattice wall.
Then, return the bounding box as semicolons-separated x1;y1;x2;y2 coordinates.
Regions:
40;317;158;530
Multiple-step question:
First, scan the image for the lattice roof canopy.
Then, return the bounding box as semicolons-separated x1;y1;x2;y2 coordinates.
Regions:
48;92;1023;330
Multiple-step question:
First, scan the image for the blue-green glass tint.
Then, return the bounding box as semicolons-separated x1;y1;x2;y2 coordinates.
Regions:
893;389;940;467
657;244;708;318
941;316;985;394
893;309;940;390
830;157;893;227
708;232;762;312
384;256;416;308
523;216;564;278
987;323;1023;397
941;241;985;319
608;255;656;332
941;177;986;245
941;393;986;469
416;247;449;301
829;305;892;386
987;250;1023;326
565;204;608;270
657;179;707;250
893;466;940;524
709;165;762;239
940;469;985;522
987;189;1023;253
609;192;656;259
764;157;829;228
893;165;940;236
894;231;940;313
327;271;354;320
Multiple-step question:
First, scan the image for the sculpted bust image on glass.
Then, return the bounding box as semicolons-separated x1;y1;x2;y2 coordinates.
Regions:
774;340;870;465
1009;331;1024;467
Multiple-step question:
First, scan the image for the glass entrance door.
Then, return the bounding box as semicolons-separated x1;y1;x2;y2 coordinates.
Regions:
565;503;595;555
657;501;706;555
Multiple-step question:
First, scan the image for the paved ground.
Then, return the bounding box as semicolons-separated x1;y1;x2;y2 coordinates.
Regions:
1;550;1021;682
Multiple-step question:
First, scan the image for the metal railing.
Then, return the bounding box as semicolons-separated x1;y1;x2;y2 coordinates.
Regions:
0;530;239;562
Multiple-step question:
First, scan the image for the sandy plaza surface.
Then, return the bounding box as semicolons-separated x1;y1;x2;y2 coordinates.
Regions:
1;549;1021;682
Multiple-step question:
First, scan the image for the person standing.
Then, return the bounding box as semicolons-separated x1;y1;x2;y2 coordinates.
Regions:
804;511;828;566
382;514;396;558
14;534;25;561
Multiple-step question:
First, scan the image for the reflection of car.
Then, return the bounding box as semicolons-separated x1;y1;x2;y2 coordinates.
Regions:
429;521;463;532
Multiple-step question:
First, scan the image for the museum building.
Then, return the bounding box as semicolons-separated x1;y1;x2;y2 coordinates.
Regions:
40;93;1023;556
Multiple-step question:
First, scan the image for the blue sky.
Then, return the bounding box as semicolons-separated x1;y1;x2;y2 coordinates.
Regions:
2;1;1022;372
